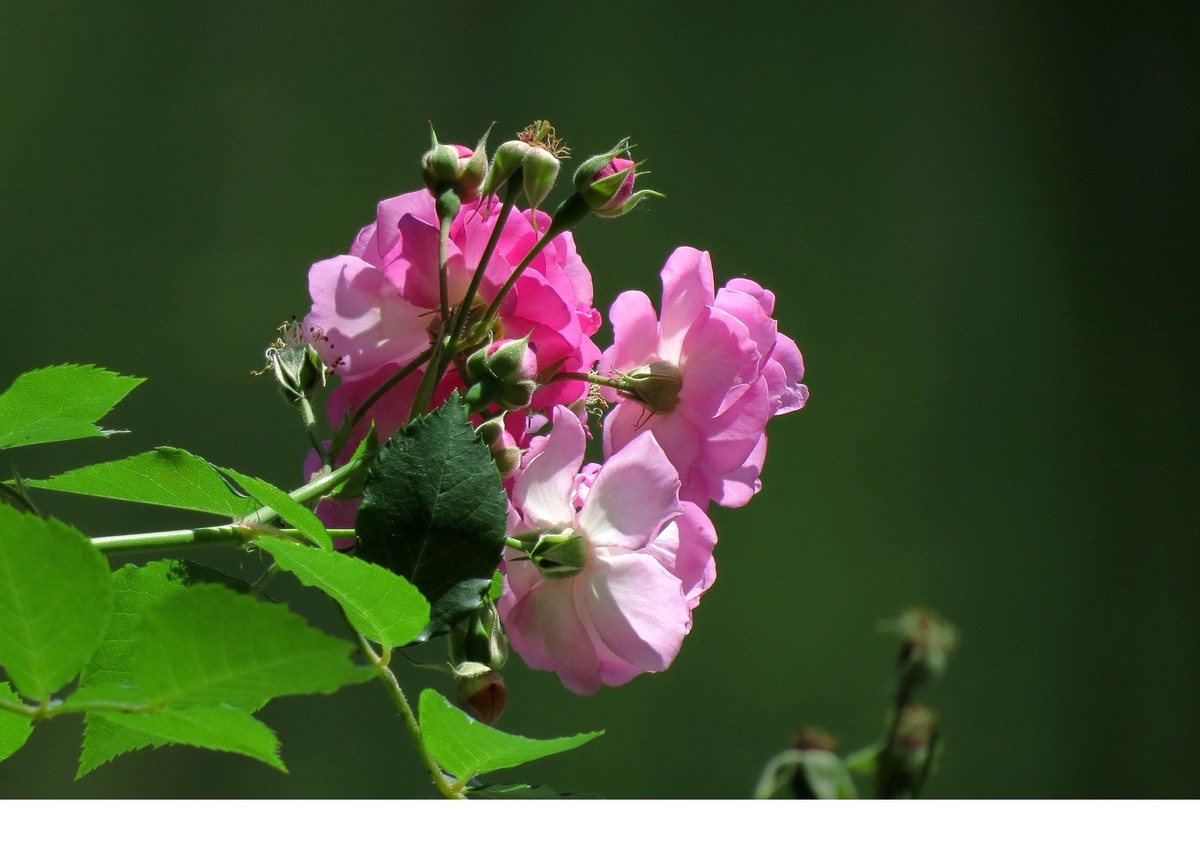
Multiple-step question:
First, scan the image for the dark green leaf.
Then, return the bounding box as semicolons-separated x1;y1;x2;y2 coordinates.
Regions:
23;448;249;517
219;467;332;551
254;537;430;648
356;394;507;636
0;682;33;763
419;689;602;781
103;706;285;773
0;505;113;700
131;583;373;707
0;365;143;450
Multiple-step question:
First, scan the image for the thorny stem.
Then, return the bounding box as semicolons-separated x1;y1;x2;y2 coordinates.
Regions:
355;633;464;800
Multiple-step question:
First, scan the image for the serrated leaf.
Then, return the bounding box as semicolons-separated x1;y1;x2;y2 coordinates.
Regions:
357;394;507;637
219;467;332;551
254;537;429;648
486;570;504;603
131;583;373;707
419;689;602;781
0;365;143;450
0;505;113;700
77;559;235;776
23;448;250;517
0;681;34;763
102;706;286;773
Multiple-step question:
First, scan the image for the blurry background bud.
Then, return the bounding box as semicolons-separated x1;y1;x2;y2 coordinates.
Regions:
453;662;507;726
877;705;939;799
881;607;959;702
755;728;857;800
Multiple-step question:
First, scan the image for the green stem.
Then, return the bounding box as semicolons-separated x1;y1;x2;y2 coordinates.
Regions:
437;196;454;329
548;370;626;391
451;181;519;346
355;633;463;800
89;455;369;557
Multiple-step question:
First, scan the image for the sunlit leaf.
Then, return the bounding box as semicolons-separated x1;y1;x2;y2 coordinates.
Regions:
219;467;332;551
254;537;429;648
0;505;113;700
419;689;602;782
0;365;143;450
103;706;285;773
24;448;249;517
131;583;372;707
0;682;33;763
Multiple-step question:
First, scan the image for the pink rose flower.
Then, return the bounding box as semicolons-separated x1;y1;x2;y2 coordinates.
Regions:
499;406;716;695
600;246;806;508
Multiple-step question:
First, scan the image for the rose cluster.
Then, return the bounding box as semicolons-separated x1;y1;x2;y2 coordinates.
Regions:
301;124;807;695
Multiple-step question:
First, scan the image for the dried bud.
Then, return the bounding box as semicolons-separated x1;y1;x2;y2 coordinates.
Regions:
877;705;939;799
754;730;857;800
480;121;567;214
454;662;507;726
257;319;337;405
618;361;684;414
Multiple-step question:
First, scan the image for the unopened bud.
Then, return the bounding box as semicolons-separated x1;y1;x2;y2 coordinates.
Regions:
463;337;539;414
454;662;507;726
618;361;684;414
573;140;662;219
449;598;509;670
421;125;490;202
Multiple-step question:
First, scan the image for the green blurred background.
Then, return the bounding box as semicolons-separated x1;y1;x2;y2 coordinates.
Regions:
1;2;1196;798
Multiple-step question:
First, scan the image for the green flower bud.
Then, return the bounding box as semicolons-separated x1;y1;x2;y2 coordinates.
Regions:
618;361;684;414
572;139;662;219
421;125;491;202
515;527;589;578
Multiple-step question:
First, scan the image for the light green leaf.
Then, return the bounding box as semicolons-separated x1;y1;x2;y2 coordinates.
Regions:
357;394;508;637
132;583;373;707
254;537;429;648
77;560;233;777
0;505;113;700
102;706;285;773
24;448;250;517
0;365;143;450
219;467;332;550
0;682;34;763
419;689;602;781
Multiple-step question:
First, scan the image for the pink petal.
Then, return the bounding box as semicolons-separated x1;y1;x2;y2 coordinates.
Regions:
709;431;768;508
678;307;759;418
579;550;690;674
582;431;681;550
373;192;435;262
503;577;603;695
601;290;662;376
644;501;717;609
512;406;586;529
658;247;715;361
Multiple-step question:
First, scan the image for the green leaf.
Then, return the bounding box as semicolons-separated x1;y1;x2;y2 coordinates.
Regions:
77;559;238;777
131;583;373;708
102;706;286;773
0;505;113;700
486;570;504;603
0;365;143;450
219;467;332;551
23;448;250;517
419;689;602;781
357;394;507;637
0;682;34;763
254;537;429;648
